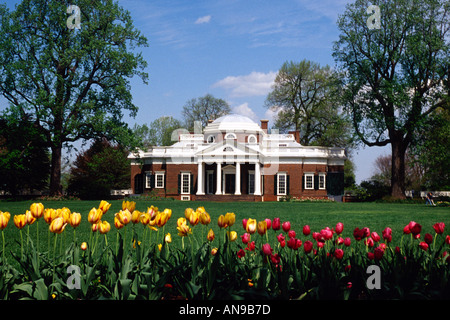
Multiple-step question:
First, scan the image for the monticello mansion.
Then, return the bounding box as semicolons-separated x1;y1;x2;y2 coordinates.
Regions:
128;114;346;201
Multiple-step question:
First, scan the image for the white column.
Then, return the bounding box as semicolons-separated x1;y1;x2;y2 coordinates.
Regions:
215;162;222;195
196;161;205;195
254;162;261;195
235;162;241;195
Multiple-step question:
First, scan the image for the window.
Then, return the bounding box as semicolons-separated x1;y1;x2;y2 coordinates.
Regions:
319;173;326;190
248;171;255;194
181;172;191;194
304;173;314;190
145;172;152;189
155;172;165;188
223;147;233;152
248;135;257;144
277;173;287;195
225;133;236;140
207;135;215;143
207;171;214;194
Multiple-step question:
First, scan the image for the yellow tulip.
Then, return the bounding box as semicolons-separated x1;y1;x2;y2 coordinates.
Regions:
115;209;131;225
91;222;99;232
158;243;162;251
184;208;194;220
207;228;215;242
25;210;36;225
98;200;111;214
131;210;142;224
122;200;136;213
69;212;81;228
217;214;227;229
188;210;199;226
147;206;158;219
98;220;111;234
196;206;206;214
224;212;235;227
246;218;257;234
49;217;67;234
211;248;218;256
165;233;172;243
29;203;44;219
163;208;172;219
199;211;211;225
257;220;267;236
114;216;124;230
88;207;103;224
14;214;27;229
140;213;150;225
44;208;55;224
81;242;87;251
177;218;192;237
228;230;238;242
156;210;169;228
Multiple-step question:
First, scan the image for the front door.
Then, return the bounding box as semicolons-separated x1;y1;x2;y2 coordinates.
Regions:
225;174;235;194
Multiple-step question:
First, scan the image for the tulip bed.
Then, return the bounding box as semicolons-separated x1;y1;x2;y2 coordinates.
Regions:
0;200;450;300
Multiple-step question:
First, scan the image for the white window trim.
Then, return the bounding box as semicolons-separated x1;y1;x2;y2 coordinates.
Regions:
319;172;326;190
225;132;237;140
207;135;215;143
277;172;287;196
304;173;314;190
145;172;152;189
181;172;191;194
248;134;257;144
155;172;165;189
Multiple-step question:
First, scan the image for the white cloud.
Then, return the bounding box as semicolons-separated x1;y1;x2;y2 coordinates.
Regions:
195;15;211;24
232;103;258;122
213;71;276;97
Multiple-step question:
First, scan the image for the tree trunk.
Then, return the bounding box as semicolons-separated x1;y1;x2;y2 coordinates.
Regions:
390;136;407;199
49;145;62;196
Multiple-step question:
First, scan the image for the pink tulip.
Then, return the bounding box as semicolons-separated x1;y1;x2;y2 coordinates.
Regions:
282;221;291;232
262;243;273;256
264;218;272;230
335;222;344;235
272;218;281;231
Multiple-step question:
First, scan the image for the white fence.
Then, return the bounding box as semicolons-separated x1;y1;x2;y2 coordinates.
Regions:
405;191;450;198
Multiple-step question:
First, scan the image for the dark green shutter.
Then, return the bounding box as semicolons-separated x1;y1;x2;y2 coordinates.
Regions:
150;174;155;189
177;174;181;194
286;175;290;195
314;175;319;190
274;174;278;195
190;173;195;194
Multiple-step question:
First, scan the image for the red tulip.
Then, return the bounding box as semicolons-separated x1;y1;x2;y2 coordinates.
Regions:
241;232;250;245
264;218;272;230
277;233;285;243
424;233;433;245
321;227;333;241
365;237;374;247
403;225;411;234
335;222;344;235
419;242;429;251
353;227;364;241
282;221;291;232
304;240;313;253
272;218;281;231
446;235;450;245
246;241;255;251
408;221;422;236
287;237;296;249
374;246;384;260
242;218;248;230
433;222;445;235
262;243;273;256
371;232;381;242
237;249;245;259
334;248;344;260
344;237;351;246
288;230;296;238
303;225;311;236
382;227;392;242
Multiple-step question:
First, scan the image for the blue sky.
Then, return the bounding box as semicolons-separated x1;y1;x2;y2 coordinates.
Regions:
1;0;391;183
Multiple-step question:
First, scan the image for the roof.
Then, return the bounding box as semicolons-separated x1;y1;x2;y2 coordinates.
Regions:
203;114;264;135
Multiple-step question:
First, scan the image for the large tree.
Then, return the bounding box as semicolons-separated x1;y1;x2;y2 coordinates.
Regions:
265;60;353;147
0;0;148;195
182;94;231;131
333;0;449;198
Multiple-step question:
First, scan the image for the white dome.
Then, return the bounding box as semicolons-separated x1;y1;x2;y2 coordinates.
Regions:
204;114;264;134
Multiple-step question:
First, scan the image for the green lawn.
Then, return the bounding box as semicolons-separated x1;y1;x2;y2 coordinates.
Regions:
1;199;449;261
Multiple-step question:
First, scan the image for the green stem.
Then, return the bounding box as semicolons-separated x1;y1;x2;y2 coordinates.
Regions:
52;233;58;284
1;230;5;262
